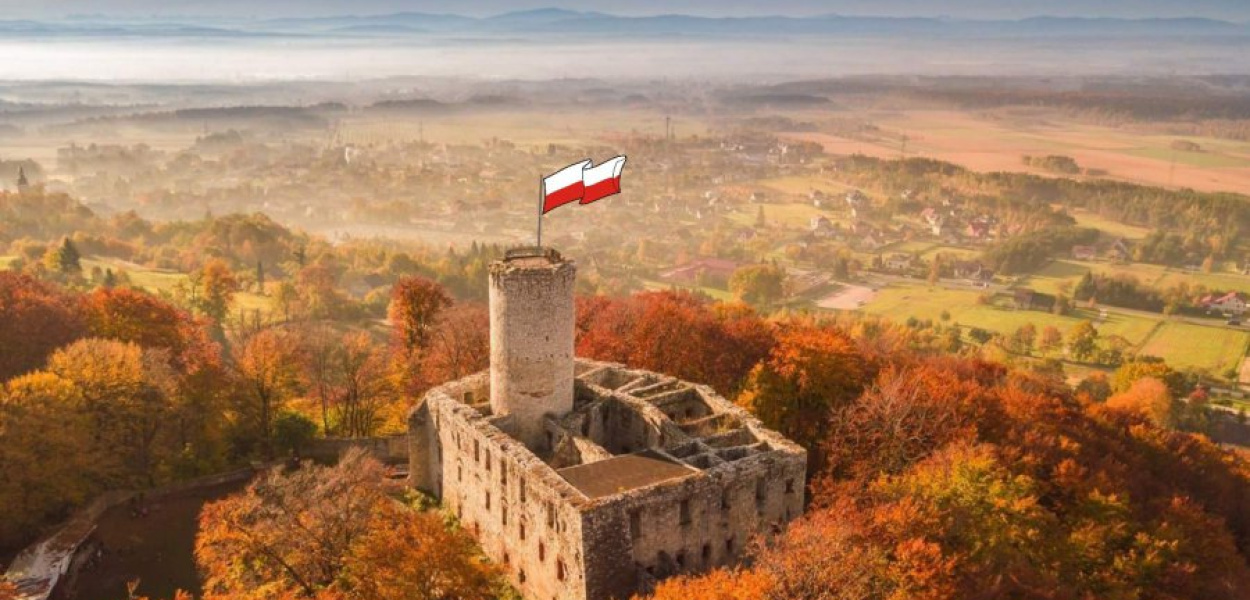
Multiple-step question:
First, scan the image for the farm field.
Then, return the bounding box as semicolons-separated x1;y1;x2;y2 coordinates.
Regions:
1138;322;1249;375
782;109;1250;194
725;201;835;230
1067;210;1153;241
1022;259;1250;297
642;278;735;302
852;280;1242;373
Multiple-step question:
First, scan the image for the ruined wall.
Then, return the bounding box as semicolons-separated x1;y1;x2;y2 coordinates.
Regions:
489;249;577;450
409;359;808;600
414;375;594;600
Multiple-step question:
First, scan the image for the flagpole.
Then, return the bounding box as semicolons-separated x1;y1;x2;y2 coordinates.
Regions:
536;174;544;248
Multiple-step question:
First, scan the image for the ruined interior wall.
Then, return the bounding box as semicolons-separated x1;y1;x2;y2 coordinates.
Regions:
581;452;807;600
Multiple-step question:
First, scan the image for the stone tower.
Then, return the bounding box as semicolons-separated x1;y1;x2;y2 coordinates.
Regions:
489;247;576;450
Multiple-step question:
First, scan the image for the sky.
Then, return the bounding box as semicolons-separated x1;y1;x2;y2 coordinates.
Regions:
1;0;1248;20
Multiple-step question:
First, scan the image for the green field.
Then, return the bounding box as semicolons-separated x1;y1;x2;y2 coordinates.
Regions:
726;202;834;230
1022;259;1250;297
1122;146;1250;169
855;280;1243;374
1138;322;1249;374
641;278;735;302
1068;210;1152;240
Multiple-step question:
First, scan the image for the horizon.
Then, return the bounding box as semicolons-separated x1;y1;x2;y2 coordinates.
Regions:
4;0;1249;21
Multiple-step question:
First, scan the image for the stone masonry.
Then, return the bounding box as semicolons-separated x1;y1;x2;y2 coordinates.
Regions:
408;247;806;600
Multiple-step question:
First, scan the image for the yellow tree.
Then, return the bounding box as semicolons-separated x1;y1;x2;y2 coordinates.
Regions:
233;328;305;452
45;338;179;485
341;503;501;600
0;372;95;549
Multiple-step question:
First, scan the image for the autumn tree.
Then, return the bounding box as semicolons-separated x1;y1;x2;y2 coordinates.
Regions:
196;449;392;598
0;372;95;549
1038;325;1062;355
0;271;86;380
340;503;501;600
577;291;775;396
233;328;306;454
418;304;490;393
1009;323;1036;355
186;258;239;322
45;339;181;485
332;331;396;437
738;324;870;468
197;449;500;600
389;276;452;355
1067;320;1099;362
1106;377;1177;427
729;264;786;306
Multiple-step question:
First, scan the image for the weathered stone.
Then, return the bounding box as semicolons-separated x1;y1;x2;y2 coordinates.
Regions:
408;248;806;600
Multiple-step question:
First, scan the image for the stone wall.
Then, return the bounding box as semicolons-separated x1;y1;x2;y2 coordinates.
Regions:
409;360;808;600
413;374;594;600
303;434;408;464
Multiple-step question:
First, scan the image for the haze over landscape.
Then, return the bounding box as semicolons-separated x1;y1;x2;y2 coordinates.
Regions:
4;3;1250;600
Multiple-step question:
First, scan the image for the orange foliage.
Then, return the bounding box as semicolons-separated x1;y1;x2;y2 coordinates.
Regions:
0;271;86;380
738;323;871;466
576;291;774;395
1106;376;1176;427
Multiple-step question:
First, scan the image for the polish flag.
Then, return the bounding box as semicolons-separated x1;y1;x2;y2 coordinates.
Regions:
580;156;627;205
541;156;627;214
542;159;590;213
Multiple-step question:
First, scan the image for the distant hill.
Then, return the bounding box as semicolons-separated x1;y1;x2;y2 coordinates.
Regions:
4;11;1247;39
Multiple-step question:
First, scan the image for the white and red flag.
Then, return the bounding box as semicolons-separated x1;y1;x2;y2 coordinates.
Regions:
541;155;627;214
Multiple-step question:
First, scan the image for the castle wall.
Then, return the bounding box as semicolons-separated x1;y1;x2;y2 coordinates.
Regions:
410;358;809;600
413;376;595;600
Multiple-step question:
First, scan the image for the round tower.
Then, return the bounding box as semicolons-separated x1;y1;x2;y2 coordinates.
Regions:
489;247;576;450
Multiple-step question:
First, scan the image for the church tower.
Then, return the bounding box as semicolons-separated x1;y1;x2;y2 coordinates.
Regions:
488;247;577;450
16;167;28;193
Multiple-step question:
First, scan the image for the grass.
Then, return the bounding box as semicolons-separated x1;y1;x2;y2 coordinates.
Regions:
858;283;1093;334
1122;146;1250;169
726;202;832;230
757;175;857;196
1022;259;1250;297
641;278;735;302
1137;321;1249;375
854;280;1244;373
919;245;980;261
1068;210;1152;240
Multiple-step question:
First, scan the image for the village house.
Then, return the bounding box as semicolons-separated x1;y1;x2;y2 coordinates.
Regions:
884;253;914;271
1201;292;1247;315
1072;245;1098;261
1108;238;1132;262
809;215;837;237
661;258;740;287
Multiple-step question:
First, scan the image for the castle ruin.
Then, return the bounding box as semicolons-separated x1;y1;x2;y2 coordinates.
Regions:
408;247;806;600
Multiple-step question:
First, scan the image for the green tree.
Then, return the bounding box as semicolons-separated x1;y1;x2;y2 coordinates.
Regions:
273;410;318;455
42;237;82;274
729;264;786;306
1067;320;1099;362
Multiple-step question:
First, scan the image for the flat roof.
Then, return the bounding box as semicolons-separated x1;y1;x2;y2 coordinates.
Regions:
557;450;697;499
